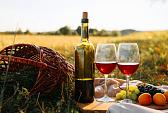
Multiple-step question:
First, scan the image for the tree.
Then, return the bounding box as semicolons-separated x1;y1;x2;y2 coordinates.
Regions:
111;30;120;37
58;26;72;35
97;29;110;36
24;29;31;34
76;26;81;35
16;28;23;34
89;28;98;36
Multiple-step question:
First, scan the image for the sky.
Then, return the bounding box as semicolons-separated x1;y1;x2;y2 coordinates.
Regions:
0;0;168;32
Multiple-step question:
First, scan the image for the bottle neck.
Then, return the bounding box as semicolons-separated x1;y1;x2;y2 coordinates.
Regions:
81;19;89;42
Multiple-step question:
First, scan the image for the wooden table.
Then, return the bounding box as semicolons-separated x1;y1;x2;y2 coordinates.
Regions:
77;100;168;113
77;100;114;113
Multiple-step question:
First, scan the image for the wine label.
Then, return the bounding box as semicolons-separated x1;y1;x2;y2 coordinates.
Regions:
75;44;95;79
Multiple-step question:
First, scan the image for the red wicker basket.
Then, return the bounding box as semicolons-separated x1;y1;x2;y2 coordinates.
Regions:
0;44;74;96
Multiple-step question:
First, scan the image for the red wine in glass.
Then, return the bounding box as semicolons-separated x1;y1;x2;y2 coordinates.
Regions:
117;43;140;103
95;43;117;102
118;62;139;76
96;62;117;74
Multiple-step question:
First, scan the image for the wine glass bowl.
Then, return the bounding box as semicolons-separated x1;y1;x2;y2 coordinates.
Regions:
96;62;116;74
117;62;139;76
117;43;140;103
95;44;117;102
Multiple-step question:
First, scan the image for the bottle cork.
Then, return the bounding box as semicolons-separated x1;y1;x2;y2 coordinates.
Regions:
83;12;88;19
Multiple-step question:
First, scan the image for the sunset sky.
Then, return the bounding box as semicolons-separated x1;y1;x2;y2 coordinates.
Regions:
0;0;168;32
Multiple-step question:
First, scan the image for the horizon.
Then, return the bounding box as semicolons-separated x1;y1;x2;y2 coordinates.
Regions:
0;0;168;32
1;28;168;33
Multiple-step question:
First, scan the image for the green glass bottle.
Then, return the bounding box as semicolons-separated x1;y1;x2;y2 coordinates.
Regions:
75;12;95;103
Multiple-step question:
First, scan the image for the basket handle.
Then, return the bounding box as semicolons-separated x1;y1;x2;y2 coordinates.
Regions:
0;55;47;69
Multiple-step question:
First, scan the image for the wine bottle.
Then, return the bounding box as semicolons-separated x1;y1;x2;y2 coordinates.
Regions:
75;12;95;103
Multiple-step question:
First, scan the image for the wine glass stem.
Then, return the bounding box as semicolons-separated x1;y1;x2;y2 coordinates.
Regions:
126;75;130;99
104;74;108;97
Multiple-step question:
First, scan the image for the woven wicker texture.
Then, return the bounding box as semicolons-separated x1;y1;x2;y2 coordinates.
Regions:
0;44;74;96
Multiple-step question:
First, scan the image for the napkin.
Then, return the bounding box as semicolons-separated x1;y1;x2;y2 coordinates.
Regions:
107;102;164;113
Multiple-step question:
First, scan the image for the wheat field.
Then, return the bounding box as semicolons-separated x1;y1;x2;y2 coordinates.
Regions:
0;31;168;68
1;31;167;59
0;31;168;112
0;31;168;79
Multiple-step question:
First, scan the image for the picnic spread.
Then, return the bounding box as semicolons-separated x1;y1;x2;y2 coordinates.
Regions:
0;43;168;113
79;78;168;113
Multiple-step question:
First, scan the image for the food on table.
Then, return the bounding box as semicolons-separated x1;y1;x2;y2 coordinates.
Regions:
116;93;123;100
94;78;103;86
94;78;122;98
108;85;121;97
164;90;168;102
137;84;168;106
137;83;164;96
120;80;143;89
131;93;138;101
95;78;168;107
94;86;104;98
138;93;152;106
107;79;120;86
112;78;126;85
94;78;121;87
115;85;140;101
153;93;166;106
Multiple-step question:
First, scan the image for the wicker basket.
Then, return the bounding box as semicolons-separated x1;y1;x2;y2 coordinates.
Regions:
0;44;74;96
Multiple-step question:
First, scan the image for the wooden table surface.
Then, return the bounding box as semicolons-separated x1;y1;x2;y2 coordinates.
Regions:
77;100;168;113
77;100;114;113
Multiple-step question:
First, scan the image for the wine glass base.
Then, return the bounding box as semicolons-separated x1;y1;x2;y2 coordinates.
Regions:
120;99;132;103
96;96;115;102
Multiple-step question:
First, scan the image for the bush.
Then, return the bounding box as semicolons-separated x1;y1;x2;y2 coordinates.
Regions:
58;26;72;35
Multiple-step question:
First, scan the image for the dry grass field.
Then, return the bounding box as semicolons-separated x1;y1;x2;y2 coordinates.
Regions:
0;31;168;81
0;31;168;112
1;31;167;62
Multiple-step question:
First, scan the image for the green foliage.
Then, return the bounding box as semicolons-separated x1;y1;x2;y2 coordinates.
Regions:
24;30;31;35
111;30;120;36
97;29;110;36
1;26;124;36
135;38;168;85
75;26;121;36
76;26;81;35
16;28;23;34
1;86;79;113
89;28;98;36
58;26;72;35
95;30;120;37
0;73;79;113
0;60;78;112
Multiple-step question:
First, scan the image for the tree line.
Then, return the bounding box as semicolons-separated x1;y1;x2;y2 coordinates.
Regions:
38;26;121;36
0;26;136;36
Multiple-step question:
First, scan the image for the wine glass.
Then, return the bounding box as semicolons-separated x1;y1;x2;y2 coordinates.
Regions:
95;43;117;102
117;43;140;103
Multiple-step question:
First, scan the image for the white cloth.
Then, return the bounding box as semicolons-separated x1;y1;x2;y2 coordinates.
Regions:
107;103;164;113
